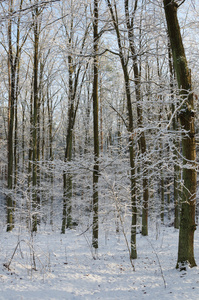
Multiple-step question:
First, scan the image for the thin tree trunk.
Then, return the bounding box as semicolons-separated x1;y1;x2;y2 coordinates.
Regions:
22;104;25;174
62;51;74;233
14;87;18;192
32;7;39;232
48;96;54;226
13;0;22;191
92;0;99;250
160;175;164;224
106;0;137;258
99;75;103;153
42;89;45;162
124;0;149;236
61;13;89;233
7;0;15;232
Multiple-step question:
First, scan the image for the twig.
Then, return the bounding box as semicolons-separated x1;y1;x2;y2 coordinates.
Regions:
78;223;93;236
3;240;22;270
106;179;135;271
147;238;167;288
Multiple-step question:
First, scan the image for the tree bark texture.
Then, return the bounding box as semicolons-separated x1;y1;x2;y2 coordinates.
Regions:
168;40;180;229
164;0;197;269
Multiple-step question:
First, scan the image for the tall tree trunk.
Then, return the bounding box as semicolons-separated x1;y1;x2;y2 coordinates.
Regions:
13;0;22;191
7;5;14;231
160;174;164;224
14;83;18;191
22;103;25;175
168;40;180;229
61;52;74;233
32;7;39;232
7;0;15;231
92;0;99;250
124;0;149;236
7;0;25;230
47;93;54;226
61;9;89;233
164;0;197;269
99;75;103;153
106;0;137;258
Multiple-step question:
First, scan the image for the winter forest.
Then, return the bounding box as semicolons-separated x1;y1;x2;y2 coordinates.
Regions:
0;0;199;299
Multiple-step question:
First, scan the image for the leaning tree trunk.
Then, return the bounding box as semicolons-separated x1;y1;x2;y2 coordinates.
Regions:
164;0;197;269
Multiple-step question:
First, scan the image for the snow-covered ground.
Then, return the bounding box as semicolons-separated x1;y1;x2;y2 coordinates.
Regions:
0;224;199;300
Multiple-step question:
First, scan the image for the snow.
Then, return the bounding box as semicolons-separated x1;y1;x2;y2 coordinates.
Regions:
0;225;199;300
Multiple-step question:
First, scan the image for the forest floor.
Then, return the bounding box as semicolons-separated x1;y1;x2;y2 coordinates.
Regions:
0;222;199;299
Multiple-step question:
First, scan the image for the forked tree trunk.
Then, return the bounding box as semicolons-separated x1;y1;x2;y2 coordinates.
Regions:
164;0;197;269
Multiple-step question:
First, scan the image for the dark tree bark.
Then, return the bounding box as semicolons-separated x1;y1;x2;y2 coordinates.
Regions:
168;41;180;229
7;0;23;231
32;6;39;232
164;0;197;269
62;53;74;233
92;0;99;250
47;90;54;226
7;0;15;231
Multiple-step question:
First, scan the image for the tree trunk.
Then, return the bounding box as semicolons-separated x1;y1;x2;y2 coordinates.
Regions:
61;9;89;233
47;90;54;226
164;0;197;269
32;7;39;232
106;0;137;258
168;39;180;229
61;51;74;233
7;0;15;231
13;2;21;191
92;0;99;250
124;0;149;236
